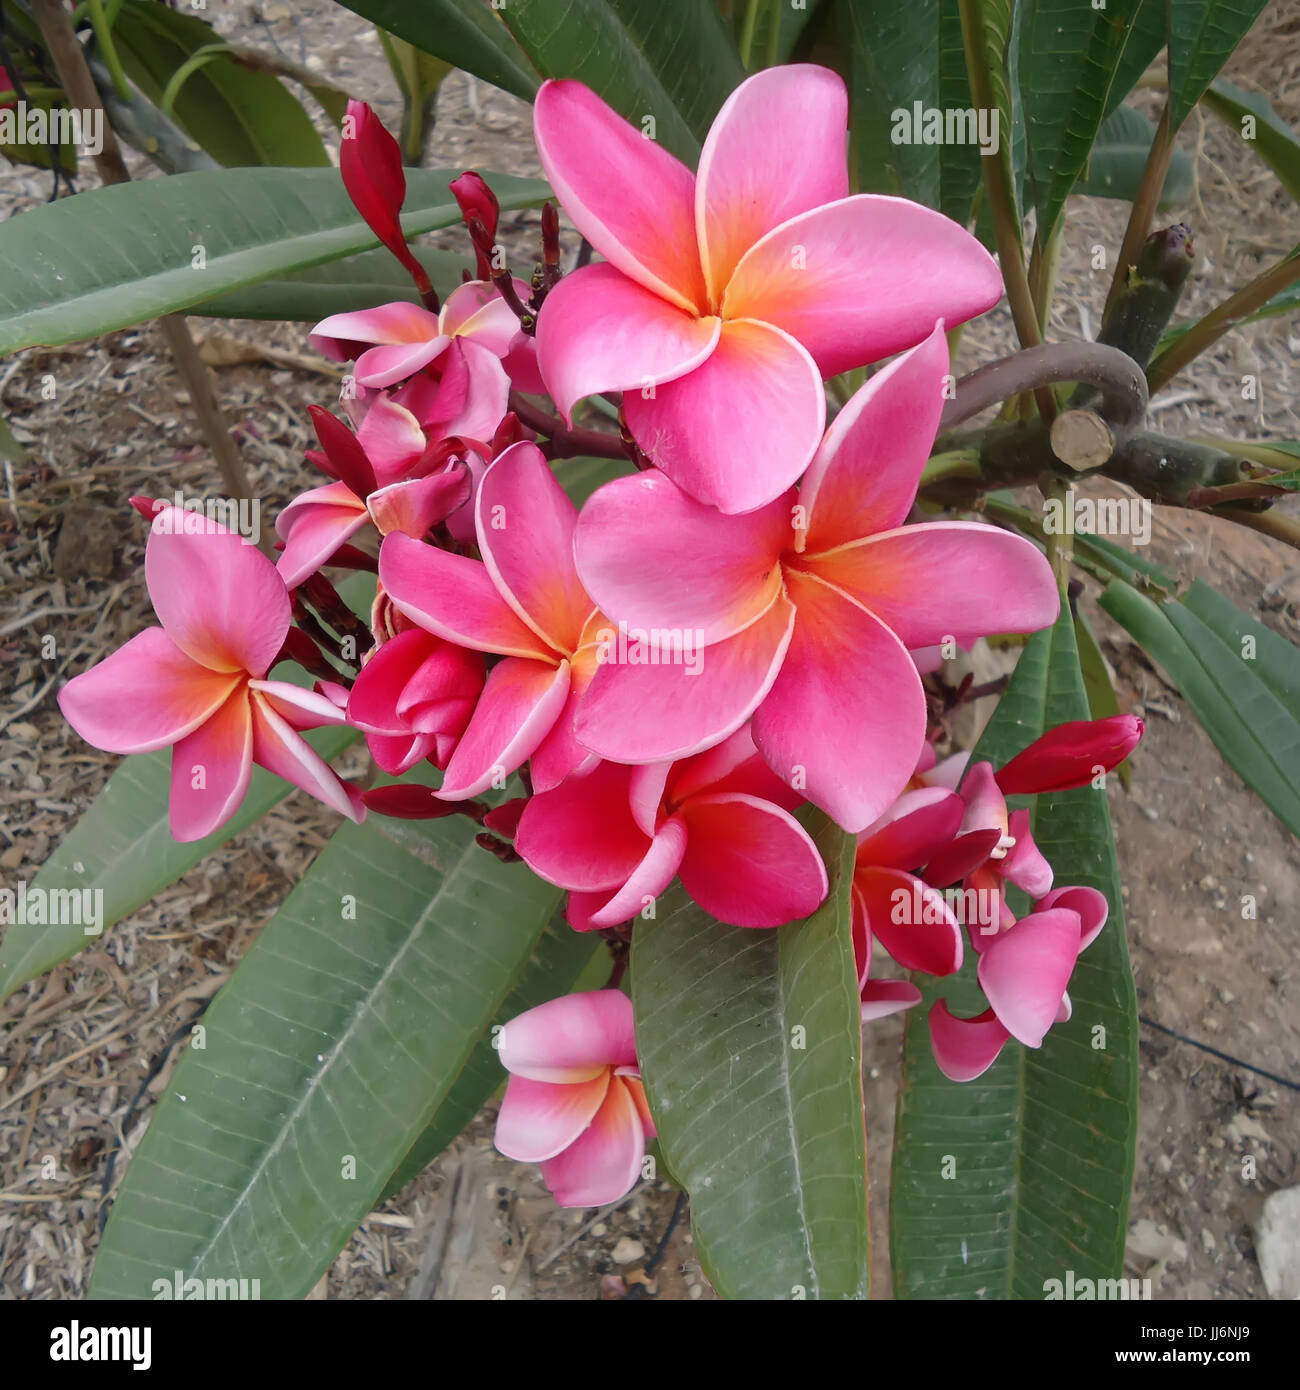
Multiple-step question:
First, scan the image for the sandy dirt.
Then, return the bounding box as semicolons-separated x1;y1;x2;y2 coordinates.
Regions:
0;0;1296;1301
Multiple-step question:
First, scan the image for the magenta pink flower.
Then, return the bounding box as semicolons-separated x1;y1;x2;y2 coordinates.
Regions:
379;441;604;799
533;66;1002;513
515;726;828;930
347;628;485;776
58;508;363;841
928;892;1108;1081
573;327;1060;833
494;990;654;1208
277;402;471;589
311;278;541;399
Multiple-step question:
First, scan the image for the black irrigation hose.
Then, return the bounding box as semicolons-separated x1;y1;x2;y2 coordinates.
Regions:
1141;1015;1300;1094
96;999;211;1235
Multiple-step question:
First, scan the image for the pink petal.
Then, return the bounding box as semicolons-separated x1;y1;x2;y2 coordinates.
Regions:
576;591;796;764
585;816;689;928
753;571;925;833
1000;808;1053;898
431;339;511;442
860;980;923;1023
275;482;370;590
804;522;1060;650
476;441;593;655
628;761;672;837
379;531;558;661
441;279;531;354
437;656;571;800
535;264;721;424
925;751;971;790
353;336;447;389
663;725;765;806
528;666;601;793
539;1071;646;1207
146;507;291;676
928;1002;1012;1082
248;679;352;731
922;761;1007;887
250;692;365;824
623;318;824;514
855;865;962;975
977;908;1082;1048
1037;884;1109;951
495;1072;610;1164
696;64;848;302
354;396;429;483
856;786;964;872
533;79;707;314
168;689;254;841
498;988;638;1083
347;628;483;736
311;301;441;351
722;195;1003;378
799;323;950;550
58;628;240;755
366;466;472;538
677;792;828;927
515;760;650;892
574;469;788;645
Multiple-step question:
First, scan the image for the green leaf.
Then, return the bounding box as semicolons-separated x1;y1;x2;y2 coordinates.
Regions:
1180;579;1300;709
1074;607;1132;789
844;0;983;224
89;814;564;1299
380;910;598;1200
1202;79;1300;202
1017;0;1165;238
112;1;329;167
747;0;824;66
1076;104;1195;206
187;246;471;321
0;721;358;1003
1167;0;1270;132
891;609;1139;1297
0;166;550;355
336;0;539;103
631;811;869;1300
1099;580;1300;836
499;0;746;163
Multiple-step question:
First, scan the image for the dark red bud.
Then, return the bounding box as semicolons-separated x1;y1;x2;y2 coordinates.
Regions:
483;797;528;839
450;171;499;280
361;784;462;819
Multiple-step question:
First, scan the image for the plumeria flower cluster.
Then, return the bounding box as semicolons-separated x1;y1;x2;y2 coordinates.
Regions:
57;70;1142;1210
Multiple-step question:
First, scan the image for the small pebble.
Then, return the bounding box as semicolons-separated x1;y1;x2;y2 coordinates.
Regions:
611;1236;645;1265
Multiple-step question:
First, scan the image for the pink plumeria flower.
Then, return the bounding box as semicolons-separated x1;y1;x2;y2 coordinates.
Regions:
516;726;828;930
346;628;485;776
573;326;1060;833
850;748;973;1021
58;508;364;841
379;441;605;799
533;66;1002;513
928;886;1109;1081
311;278;541;402
277;401;472;589
494;990;654;1208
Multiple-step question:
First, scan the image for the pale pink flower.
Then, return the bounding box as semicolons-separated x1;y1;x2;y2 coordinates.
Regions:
494;990;654;1208
378;441;604;799
572;327;1059;832
58;509;363;841
533;66;1002;513
515;726;828;930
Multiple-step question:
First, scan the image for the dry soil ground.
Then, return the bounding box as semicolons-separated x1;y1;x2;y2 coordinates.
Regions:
0;0;1297;1301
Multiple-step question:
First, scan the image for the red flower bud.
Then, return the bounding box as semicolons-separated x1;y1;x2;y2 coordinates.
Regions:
341;99;433;301
995;715;1144;796
361;784;463;820
450;171;499;280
